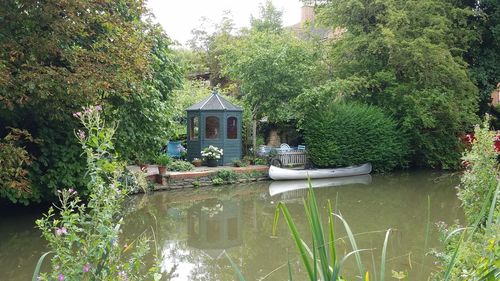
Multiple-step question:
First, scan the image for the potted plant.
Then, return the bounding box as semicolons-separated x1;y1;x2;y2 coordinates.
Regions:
155;154;172;175
192;158;202;167
134;154;149;173
201;145;223;167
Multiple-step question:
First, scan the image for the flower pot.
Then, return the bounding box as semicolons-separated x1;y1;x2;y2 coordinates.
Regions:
192;161;202;167
158;166;168;175
206;158;218;167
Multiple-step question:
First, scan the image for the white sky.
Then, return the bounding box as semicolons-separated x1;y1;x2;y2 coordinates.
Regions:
146;0;304;47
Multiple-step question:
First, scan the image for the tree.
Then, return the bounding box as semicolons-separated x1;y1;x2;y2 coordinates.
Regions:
187;12;236;88
222;31;319;122
250;0;284;34
312;0;479;168
0;1;181;203
465;0;500;115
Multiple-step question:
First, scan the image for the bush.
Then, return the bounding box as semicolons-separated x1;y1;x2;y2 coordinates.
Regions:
214;169;239;183
303;102;407;172
168;160;194;172
433;117;500;281
232;159;248;167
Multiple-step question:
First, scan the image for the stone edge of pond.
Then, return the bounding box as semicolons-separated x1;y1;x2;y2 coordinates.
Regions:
131;165;270;192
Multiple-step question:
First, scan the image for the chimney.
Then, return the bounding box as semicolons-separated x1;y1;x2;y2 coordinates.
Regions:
301;5;315;23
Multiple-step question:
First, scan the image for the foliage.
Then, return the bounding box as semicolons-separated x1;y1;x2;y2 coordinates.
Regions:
0;129;36;204
169;80;212;139
250;0;283;34
303;102;407;171
187;11;236;88
221;30;321;123
155;154;173;167
214;169;239;183
229;183;392;280
313;0;479;169
211;177;224;186
232;160;248;167
34;106;161;281
465;0;500;114
0;0;182;203
167;160;194;172
201;145;223;160
458;118;499;225
433;117;499;280
111;29;183;163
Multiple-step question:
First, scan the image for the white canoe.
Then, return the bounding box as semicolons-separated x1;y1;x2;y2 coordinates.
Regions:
269;163;372;180
269;174;372;197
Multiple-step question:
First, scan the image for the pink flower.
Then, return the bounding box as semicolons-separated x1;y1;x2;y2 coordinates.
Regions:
78;130;86;140
72;112;82;118
55;227;67;236
95;105;102;111
83;263;91;273
58;274;65;281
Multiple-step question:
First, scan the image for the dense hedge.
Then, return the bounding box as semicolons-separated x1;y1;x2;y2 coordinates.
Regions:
303;102;407;171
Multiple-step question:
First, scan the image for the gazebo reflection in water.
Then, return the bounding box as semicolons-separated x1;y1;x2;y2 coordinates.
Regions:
187;199;242;259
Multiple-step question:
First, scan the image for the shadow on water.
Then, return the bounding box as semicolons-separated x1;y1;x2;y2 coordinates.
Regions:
0;170;463;281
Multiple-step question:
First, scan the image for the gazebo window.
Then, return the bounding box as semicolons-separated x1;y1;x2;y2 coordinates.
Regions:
190;116;199;140
227;117;237;139
205;116;219;139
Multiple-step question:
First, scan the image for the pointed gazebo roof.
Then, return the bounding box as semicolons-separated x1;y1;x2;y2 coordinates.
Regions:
187;91;243;111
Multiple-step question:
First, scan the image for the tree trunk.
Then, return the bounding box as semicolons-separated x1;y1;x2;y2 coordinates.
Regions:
252;119;257;151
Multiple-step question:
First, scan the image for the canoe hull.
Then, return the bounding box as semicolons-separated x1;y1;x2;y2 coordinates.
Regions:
269;163;372;180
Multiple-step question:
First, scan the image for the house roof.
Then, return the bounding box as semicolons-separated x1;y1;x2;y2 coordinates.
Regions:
187;91;243;111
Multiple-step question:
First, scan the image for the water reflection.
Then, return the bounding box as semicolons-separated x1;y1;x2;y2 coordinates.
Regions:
0;171;463;281
269;174;372;197
188;199;242;255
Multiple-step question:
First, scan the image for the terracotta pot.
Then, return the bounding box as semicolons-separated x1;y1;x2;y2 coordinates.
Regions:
192;161;202;167
158;166;168;175
206;158;218;167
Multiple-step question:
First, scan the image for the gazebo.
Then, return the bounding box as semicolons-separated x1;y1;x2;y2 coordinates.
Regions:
186;91;243;165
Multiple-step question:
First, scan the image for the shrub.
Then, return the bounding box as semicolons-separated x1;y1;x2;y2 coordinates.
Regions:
168;160;194;172
211;177;224;185
232;159;248;167
214;169;239;183
303;102;407;172
433;117;500;281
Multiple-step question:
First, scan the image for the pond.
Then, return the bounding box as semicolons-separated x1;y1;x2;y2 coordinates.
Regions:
0;170;463;281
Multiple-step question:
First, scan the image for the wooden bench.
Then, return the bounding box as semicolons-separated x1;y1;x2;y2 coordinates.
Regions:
277;151;307;167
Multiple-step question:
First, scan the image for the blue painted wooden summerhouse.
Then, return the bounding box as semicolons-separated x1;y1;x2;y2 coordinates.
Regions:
186;91;243;165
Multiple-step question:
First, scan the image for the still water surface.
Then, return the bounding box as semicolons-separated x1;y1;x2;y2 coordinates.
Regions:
0;171;462;280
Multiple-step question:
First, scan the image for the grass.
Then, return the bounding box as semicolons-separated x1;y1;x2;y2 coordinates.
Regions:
229;180;392;281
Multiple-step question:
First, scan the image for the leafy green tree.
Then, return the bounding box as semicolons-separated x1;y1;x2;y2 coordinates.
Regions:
221;31;319;124
187;12;236;88
111;29;183;163
465;0;500;114
250;0;284;34
313;0;479;168
0;1;181;203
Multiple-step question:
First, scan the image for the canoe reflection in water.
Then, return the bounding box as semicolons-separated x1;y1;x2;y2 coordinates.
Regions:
269;174;372;198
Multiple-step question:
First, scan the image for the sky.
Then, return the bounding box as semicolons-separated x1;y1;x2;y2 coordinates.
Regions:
146;0;304;47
